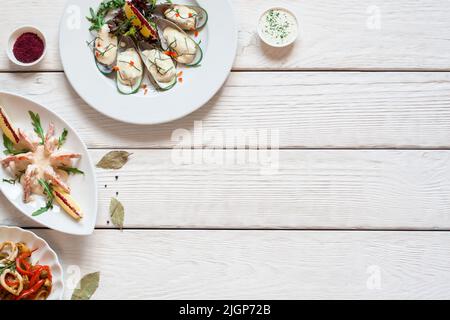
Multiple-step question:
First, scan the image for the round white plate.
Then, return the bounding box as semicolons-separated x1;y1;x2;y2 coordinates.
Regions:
59;0;237;125
0;226;64;300
0;92;97;235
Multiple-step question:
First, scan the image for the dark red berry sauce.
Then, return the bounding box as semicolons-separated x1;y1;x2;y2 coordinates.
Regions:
13;32;45;64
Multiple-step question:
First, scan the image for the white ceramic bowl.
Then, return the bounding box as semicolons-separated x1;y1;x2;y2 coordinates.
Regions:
0;226;64;300
257;7;298;48
7;26;47;67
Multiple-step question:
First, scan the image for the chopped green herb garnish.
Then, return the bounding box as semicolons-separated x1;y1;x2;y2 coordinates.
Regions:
262;9;294;44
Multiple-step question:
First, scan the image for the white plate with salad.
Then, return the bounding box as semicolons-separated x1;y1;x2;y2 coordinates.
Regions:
0;92;97;236
59;0;237;125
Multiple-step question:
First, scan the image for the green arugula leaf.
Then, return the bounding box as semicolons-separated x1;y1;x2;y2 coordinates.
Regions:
3;134;28;156
28;111;45;144
32;179;54;217
87;0;126;31
58;166;84;175
32;205;52;217
58;128;68;149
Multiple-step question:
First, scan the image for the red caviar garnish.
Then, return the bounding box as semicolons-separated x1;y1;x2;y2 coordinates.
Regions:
112;66;120;71
164;50;178;58
129;60;135;66
194;30;199;37
177;71;183;77
188;13;193;18
178;77;183;83
175;13;180;17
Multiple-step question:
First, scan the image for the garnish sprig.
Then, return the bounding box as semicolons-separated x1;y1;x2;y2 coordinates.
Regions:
87;0;126;31
58;166;84;175
28;111;45;145
58;128;68;149
3;134;28;156
32;179;54;217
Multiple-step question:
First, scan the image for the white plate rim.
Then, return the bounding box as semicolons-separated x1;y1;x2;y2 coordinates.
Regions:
0;226;64;300
59;0;238;125
0;91;98;236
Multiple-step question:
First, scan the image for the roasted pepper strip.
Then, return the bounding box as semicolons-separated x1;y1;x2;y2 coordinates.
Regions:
15;252;33;276
29;266;43;287
15;279;45;300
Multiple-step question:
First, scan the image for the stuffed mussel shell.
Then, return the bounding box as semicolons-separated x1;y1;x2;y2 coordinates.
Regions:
155;18;203;67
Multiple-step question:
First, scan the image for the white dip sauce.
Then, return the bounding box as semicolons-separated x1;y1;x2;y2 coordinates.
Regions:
117;48;142;85
165;5;198;30
163;27;197;65
95;24;118;66
142;49;176;83
259;9;298;46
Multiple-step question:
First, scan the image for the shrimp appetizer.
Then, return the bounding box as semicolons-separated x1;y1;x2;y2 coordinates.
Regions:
87;0;207;94
0;105;84;220
0;241;52;300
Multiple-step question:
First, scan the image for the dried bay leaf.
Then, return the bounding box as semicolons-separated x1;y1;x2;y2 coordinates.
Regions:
110;197;124;229
96;151;131;170
71;271;100;300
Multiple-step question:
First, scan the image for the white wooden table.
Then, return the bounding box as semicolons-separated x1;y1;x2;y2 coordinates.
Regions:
1;0;450;299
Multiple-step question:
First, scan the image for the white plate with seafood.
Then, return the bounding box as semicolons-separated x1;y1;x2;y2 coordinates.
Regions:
0;92;97;235
0;226;64;300
59;0;237;125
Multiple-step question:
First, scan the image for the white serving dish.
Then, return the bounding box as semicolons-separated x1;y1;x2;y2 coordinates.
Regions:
0;92;97;235
0;226;64;300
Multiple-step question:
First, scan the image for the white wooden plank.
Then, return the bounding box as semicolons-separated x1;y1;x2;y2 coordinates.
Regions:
1;150;449;229
1;0;450;71
31;229;450;299
1;72;450;148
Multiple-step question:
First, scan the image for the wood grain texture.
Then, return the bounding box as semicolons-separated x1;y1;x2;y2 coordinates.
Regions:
1;0;450;71
1;72;450;148
30;229;450;299
1;150;449;229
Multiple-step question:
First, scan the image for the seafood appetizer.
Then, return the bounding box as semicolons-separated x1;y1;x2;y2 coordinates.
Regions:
87;0;207;94
0;241;52;300
0;105;84;220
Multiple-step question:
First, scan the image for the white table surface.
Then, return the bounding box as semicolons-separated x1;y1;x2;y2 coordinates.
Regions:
1;0;450;299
